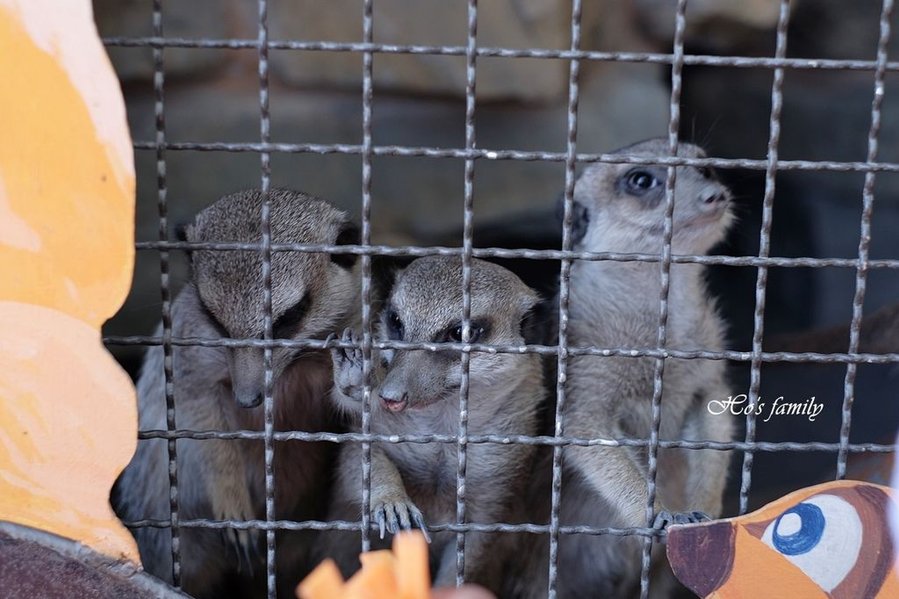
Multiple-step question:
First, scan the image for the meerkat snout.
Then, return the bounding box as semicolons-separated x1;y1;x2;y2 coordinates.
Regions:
229;347;265;408
183;188;360;409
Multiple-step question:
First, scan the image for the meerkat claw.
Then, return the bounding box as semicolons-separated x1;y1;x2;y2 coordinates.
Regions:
396;503;413;531
239;530;256;576
327;331;342;363
382;504;401;537
653;510;712;533
652;510;674;531
226;526;255;575
690;511;711;523
375;508;388;539
410;508;431;543
341;327;354;352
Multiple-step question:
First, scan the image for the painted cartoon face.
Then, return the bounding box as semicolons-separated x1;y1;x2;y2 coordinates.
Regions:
666;481;899;599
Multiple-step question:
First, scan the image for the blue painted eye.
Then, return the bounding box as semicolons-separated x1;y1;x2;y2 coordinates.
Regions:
772;502;825;556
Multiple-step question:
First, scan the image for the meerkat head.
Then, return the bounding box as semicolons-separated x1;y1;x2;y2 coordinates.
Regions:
183;188;360;408
375;256;539;413
570;137;733;255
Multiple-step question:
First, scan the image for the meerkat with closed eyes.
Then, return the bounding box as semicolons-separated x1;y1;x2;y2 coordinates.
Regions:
111;189;360;599
322;256;545;592
510;138;736;598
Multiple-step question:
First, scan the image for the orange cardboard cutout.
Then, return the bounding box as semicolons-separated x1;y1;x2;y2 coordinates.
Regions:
297;532;431;599
0;0;138;562
667;481;899;599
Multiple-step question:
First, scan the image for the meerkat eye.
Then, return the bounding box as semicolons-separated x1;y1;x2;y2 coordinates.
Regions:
445;323;484;344
624;170;661;194
385;309;404;340
273;294;310;338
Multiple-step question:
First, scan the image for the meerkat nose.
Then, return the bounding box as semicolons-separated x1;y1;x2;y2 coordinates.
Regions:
379;390;409;412
234;390;264;409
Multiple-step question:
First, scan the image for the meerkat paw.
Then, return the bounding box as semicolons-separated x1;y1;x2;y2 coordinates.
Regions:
652;510;711;533
329;328;366;398
372;496;431;543
217;505;260;573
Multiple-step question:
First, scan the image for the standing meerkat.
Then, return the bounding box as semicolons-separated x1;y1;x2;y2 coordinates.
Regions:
112;189;360;599
513;138;736;598
323;256;545;592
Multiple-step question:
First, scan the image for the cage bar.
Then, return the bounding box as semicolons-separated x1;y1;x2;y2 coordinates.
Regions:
739;0;791;516
836;0;894;480
357;0;376;557
546;0;583;596
101;35;899;74
149;0;181;588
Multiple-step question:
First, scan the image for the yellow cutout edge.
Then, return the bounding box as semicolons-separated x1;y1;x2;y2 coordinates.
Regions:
0;1;139;563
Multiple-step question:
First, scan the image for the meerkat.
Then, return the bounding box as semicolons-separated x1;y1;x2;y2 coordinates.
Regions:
510;138;736;598
111;189;360;599
322;256;545;592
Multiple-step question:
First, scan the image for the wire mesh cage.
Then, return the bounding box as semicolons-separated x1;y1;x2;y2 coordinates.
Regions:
99;0;899;597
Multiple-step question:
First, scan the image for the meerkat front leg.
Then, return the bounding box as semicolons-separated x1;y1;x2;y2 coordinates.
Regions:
370;448;430;541
680;388;733;518
194;437;260;570
565;417;707;531
336;441;430;541
330;333;428;540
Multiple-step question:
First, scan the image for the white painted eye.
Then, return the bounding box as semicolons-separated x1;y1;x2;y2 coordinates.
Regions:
760;494;862;592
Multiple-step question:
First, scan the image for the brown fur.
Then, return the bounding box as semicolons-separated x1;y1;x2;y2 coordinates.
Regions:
111;189;360;599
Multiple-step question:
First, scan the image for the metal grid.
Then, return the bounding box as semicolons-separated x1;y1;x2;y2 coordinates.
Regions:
100;1;899;598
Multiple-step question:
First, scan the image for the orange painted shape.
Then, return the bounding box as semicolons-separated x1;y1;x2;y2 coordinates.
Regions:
668;481;899;599
0;4;134;328
345;550;400;599
297;559;346;599
0;301;138;561
296;531;432;599
0;0;138;566
709;526;827;599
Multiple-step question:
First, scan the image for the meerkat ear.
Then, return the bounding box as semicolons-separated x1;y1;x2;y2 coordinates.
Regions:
175;223;195;258
175;223;191;242
331;220;360;269
555;192;589;247
371;256;405;305
519;291;546;345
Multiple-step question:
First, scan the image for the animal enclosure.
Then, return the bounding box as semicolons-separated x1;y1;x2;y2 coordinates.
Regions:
98;0;899;598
